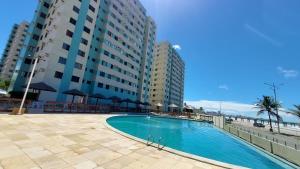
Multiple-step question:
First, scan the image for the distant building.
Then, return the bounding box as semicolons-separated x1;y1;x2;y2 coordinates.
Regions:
9;0;156;103
150;42;185;111
0;22;29;81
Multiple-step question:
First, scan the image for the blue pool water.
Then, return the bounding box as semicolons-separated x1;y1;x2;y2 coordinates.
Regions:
107;115;296;169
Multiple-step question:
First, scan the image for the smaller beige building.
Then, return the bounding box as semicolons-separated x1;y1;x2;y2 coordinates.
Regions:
0;21;29;81
150;42;185;111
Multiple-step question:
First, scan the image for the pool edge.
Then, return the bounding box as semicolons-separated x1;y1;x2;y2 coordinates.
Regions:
105;115;249;169
220;127;299;169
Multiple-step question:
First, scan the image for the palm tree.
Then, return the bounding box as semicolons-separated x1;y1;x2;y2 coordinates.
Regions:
288;105;300;121
256;96;278;132
199;107;205;114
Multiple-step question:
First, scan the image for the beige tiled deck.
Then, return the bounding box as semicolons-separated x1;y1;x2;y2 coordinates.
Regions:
0;114;224;169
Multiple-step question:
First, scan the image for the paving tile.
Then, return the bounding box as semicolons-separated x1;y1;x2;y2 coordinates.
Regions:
0;114;226;169
0;155;37;169
0;145;24;160
73;160;97;169
22;146;52;159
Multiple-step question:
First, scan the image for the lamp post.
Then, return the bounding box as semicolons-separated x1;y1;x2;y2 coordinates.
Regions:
18;56;39;114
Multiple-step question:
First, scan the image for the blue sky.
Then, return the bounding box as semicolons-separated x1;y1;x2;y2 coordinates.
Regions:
1;0;300;121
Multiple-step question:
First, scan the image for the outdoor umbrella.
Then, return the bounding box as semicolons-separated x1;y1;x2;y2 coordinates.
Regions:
135;100;143;106
0;89;8;95
25;82;57;92
155;103;163;107
108;96;121;106
169;104;178;113
90;93;106;105
23;82;56;100
143;102;151;106
63;89;85;103
108;96;121;102
155;103;163;113
142;102;151;113
169;103;178;108
121;98;134;109
134;100;144;109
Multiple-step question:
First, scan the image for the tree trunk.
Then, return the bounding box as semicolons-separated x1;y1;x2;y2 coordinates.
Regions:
268;111;273;132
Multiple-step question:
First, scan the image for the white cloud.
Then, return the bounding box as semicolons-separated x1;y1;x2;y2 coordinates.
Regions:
244;23;283;47
218;84;229;90
186;100;256;114
277;66;298;78
185;100;297;122
172;44;181;50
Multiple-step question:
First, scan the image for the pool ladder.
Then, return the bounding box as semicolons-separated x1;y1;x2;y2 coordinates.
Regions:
146;135;165;150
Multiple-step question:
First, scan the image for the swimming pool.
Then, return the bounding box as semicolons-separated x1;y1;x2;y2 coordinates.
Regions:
107;115;296;169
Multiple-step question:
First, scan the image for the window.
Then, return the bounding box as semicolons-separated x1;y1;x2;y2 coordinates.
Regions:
77;50;85;57
99;71;105;77
66;30;73;38
104;50;109;56
86;15;93;23
83;26;90;34
32;34;39;40
36;23;43;29
24;58;32;64
43;2;50;8
105;85;110;89
58;57;66;64
81;38;88;45
54;71;63;79
69;18;77;25
71;76;80;82
40;12;46;18
98;83;103;88
89;5;95;12
74;62;82;69
73;6;80;13
62;43;70;51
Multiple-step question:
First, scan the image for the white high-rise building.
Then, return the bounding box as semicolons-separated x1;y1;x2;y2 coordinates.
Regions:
10;0;156;104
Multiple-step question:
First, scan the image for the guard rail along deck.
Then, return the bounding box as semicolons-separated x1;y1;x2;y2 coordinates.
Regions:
224;125;300;166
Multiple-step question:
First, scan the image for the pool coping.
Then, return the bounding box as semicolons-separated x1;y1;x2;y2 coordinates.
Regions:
149;114;299;168
221;127;300;169
105;115;249;169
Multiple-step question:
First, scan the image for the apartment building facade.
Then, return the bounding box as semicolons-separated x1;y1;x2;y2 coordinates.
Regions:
9;0;156;103
150;42;185;111
0;22;29;81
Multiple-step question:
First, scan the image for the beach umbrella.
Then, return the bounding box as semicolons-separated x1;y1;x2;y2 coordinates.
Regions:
155;103;163;113
108;96;121;107
90;93;106;105
23;82;56;100
143;102;151;106
108;96;121;102
169;104;178;108
0;89;8;95
155;103;163;107
25;82;56;92
134;100;143;105
63;89;85;103
169;104;178;113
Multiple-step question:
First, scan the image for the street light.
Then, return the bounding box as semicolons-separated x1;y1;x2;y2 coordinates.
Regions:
264;82;284;132
18;55;40;114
